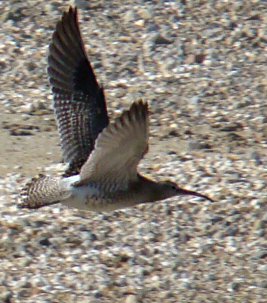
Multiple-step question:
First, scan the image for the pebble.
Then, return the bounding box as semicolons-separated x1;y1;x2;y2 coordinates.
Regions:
125;294;137;303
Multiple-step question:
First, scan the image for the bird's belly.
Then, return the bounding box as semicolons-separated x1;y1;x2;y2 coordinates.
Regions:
65;196;140;212
62;186;140;212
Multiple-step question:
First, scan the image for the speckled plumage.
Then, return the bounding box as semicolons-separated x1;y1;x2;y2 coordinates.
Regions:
48;7;109;176
19;7;213;211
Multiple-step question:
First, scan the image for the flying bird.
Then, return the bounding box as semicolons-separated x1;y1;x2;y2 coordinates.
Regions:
19;7;213;211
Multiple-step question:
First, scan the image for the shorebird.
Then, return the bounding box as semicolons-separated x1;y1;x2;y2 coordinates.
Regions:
19;7;213;211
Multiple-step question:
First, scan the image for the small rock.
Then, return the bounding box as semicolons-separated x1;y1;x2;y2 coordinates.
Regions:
125;294;137;303
252;250;267;260
230;281;241;292
152;33;172;45
39;237;51;247
0;286;12;303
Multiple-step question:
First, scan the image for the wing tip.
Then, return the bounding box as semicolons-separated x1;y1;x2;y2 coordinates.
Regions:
106;99;148;136
63;6;78;24
129;99;148;122
50;5;79;49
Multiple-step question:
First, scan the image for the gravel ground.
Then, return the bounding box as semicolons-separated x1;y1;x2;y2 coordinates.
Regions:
0;0;266;302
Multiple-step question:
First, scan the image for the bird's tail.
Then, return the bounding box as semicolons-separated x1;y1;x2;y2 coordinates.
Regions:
19;174;66;209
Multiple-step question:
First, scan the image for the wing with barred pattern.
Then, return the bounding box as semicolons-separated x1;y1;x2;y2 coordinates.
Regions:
48;7;109;177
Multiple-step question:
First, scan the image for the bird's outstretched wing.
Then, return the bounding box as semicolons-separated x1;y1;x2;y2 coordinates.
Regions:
48;6;109;177
75;101;149;189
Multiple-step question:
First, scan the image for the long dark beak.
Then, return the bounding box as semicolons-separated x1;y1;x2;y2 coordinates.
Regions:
178;187;214;202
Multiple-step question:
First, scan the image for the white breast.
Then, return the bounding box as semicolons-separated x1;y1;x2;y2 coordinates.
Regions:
59;176;140;212
61;176;101;211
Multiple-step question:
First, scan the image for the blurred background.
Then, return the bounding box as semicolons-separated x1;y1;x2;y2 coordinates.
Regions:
0;1;266;302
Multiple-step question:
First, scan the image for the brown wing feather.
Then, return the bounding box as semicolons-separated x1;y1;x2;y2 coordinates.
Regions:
75;100;149;189
48;7;109;176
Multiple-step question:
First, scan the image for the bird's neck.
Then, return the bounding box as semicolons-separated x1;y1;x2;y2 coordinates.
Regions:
134;175;168;203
